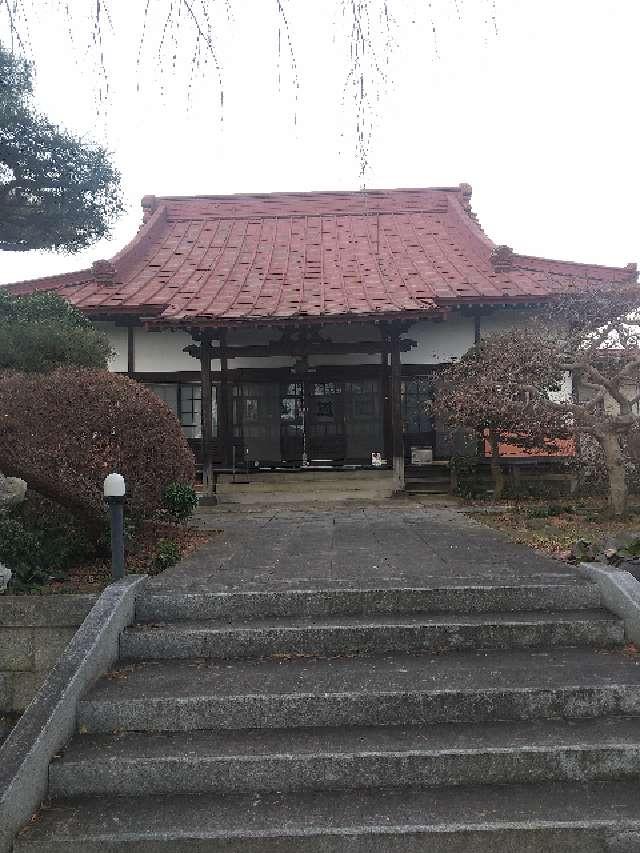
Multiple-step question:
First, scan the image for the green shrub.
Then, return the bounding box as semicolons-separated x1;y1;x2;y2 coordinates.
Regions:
450;455;482;499
623;538;640;559
154;539;181;572
163;482;198;522
0;493;96;591
0;517;46;591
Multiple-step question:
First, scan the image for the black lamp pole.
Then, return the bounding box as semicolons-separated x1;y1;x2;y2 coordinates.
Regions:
104;474;126;581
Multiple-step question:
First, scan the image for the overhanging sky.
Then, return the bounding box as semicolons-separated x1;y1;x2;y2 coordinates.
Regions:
1;0;638;285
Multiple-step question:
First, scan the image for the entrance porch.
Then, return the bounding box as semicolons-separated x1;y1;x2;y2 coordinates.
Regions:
171;321;431;495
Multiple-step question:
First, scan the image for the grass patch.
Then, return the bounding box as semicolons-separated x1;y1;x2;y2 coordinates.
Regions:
469;499;640;561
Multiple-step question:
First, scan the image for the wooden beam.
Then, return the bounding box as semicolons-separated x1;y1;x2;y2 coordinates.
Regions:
389;325;405;493
199;331;215;497
183;339;416;361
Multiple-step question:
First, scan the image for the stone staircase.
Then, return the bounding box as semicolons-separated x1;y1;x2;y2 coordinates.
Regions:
14;579;640;851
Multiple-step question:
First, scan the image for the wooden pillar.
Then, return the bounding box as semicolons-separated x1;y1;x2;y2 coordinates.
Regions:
219;328;233;466
126;326;135;377
390;325;405;493
199;331;215;497
380;327;392;464
473;312;484;458
474;311;482;346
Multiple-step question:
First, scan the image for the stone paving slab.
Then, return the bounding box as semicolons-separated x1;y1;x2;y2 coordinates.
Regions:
150;504;586;594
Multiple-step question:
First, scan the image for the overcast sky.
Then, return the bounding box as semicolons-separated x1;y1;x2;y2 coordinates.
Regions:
1;0;638;285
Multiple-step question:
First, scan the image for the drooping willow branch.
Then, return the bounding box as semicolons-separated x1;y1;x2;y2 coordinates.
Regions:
1;0;498;175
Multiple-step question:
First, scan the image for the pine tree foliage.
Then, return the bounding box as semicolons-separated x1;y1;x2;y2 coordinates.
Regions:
0;44;123;252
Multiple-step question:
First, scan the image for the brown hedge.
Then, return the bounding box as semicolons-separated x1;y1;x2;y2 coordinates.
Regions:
0;369;195;524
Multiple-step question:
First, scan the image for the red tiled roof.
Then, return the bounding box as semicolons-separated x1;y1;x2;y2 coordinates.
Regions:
7;186;637;325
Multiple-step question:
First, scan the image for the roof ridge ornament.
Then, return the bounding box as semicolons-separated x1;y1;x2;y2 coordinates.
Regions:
490;245;515;272
457;182;488;232
92;259;117;286
458;183;473;203
141;195;159;222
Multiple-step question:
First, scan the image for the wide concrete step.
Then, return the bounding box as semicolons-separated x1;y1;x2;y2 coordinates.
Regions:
78;648;640;733
120;610;623;660
50;717;640;797
15;782;640;852
136;581;601;622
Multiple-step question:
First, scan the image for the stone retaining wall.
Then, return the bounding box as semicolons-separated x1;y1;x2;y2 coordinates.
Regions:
0;595;97;713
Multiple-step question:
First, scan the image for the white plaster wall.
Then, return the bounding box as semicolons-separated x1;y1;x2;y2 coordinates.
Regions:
95;322;128;373
135;328;213;373
582;381;640;415
96;323;204;373
403;317;475;364
98;313;547;373
480;308;537;336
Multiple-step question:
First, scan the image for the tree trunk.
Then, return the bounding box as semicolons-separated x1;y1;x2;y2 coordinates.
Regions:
600;432;627;516
488;429;505;501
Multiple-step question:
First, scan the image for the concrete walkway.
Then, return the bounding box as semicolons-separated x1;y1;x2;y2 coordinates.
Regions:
149;503;582;595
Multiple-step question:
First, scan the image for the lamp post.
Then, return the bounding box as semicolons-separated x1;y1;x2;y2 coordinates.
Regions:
104;473;126;580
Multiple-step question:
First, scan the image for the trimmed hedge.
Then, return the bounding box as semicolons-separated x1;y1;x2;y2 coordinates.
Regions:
0;369;195;524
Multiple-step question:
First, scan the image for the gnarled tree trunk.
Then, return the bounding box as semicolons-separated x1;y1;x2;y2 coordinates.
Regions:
599;431;627;516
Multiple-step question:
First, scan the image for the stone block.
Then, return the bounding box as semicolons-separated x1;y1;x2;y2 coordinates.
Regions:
0;595;97;628
0;576;146;853
10;671;47;713
0;629;34;671
0;672;11;713
32;628;76;670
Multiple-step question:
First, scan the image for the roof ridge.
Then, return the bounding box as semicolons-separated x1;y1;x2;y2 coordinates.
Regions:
446;187;495;251
109;202;169;281
5;266;92;295
152;185;466;203
514;252;637;278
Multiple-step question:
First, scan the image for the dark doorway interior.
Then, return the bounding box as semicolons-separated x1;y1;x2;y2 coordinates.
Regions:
232;377;384;466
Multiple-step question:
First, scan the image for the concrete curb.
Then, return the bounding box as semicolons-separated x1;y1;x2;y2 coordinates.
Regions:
0;575;146;853
576;562;640;644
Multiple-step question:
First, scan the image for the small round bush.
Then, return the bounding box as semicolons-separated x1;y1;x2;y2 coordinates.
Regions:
154;539;181;572
163;482;198;522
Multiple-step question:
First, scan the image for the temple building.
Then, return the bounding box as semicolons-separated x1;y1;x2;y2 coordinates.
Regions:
7;185;637;494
